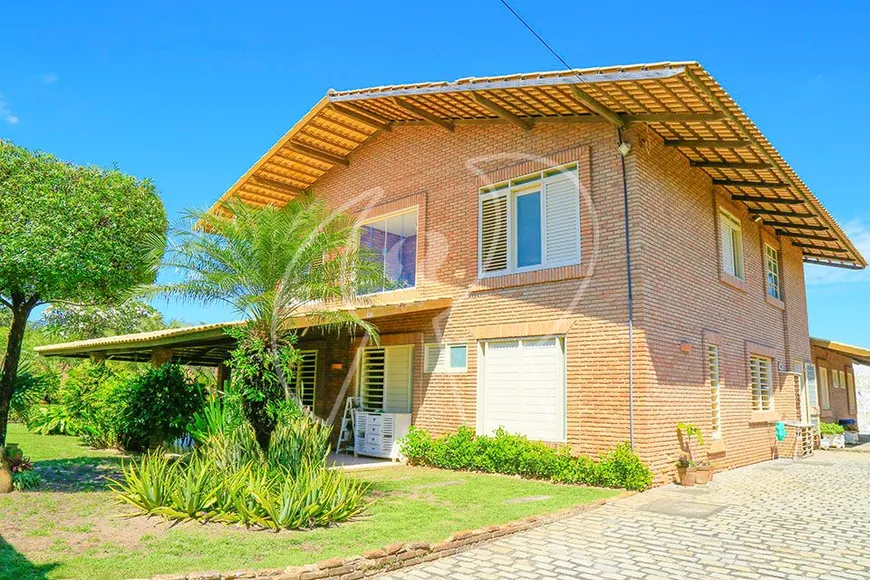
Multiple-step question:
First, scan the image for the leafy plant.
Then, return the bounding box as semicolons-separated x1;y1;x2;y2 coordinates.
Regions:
820;422;845;435
147;197;384;448
400;426;653;491
114;363;206;450
12;470;41;491
676;422;705;463
110;407;368;530
26;404;78;435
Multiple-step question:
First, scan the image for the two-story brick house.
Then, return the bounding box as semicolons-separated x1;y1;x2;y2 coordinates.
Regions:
38;62;865;478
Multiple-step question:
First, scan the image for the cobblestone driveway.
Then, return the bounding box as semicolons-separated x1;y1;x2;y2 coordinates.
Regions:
380;451;870;580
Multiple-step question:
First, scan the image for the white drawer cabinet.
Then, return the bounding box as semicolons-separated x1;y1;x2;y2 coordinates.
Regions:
353;411;412;460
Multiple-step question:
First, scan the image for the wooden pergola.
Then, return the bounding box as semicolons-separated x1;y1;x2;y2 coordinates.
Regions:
34;297;453;367
209;61;864;270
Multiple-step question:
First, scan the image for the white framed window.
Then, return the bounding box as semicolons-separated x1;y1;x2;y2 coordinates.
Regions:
479;163;581;277
765;244;781;299
719;209;745;280
359;345;413;413
708;344;722;439
424;343;468;373
819;366;831;410
750;354;774;411
833;369;841;389
294;350;317;409
358;208;418;294
477;337;567;442
839;370;846;390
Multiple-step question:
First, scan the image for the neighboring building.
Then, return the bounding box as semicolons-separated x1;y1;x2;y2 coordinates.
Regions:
37;62;866;480
810;338;870;430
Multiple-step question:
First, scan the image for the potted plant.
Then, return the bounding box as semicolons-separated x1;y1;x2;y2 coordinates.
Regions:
676;422;711;484
676;455;697;486
819;422;846;449
0;447;13;494
843;421;860;445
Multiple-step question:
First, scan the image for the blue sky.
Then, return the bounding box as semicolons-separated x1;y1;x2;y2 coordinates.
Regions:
1;1;868;345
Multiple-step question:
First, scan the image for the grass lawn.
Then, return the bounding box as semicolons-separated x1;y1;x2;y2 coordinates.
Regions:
1;423;618;580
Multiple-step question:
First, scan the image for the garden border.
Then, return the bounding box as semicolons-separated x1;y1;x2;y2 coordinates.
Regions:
133;491;636;580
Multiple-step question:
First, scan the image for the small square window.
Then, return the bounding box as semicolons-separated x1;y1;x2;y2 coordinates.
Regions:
424;343;467;373
449;345;467;370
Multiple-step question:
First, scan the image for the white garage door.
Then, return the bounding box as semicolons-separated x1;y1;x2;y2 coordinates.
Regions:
478;337;566;442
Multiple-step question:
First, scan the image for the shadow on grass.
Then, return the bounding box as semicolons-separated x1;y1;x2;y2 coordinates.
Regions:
33;456;125;493
0;537;57;580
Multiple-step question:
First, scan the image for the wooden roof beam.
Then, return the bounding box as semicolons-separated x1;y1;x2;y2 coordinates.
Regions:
470;93;533;130
792;242;849;254
664;139;753;149
713;179;788;189
774;230;836;242
568;85;624;128
624;113;726;123
763;221;828;231
248;176;305;195
328;103;392;132
286;142;350;167
751;208;815;218
731;195;804;205
690;161;772;170
392;97;455;132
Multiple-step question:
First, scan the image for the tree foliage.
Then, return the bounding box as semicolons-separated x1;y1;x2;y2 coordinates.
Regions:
0;140;167;446
151;196;382;447
41;300;167;341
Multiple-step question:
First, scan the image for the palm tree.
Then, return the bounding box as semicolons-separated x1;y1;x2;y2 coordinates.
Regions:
150;196;382;447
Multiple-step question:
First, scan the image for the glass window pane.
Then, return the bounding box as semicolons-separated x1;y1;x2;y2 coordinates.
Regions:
449;345;467;369
516;192;542;268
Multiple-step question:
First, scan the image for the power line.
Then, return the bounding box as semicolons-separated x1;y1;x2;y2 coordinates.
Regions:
497;0;585;84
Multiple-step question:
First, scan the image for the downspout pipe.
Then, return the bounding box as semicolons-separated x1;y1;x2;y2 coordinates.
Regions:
617;127;635;449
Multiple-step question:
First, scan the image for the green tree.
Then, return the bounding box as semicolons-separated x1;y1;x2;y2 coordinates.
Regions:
0;141;166;447
41;300;167;340
152;197;380;448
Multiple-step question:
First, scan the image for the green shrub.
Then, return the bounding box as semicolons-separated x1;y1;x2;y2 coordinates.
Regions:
26;404;78;435
114;363;206;450
400;426;653;491
820;422;845;435
110;402;369;530
12;470;41;491
52;361;130;447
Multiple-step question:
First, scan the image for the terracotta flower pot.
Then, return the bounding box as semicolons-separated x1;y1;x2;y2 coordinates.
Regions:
695;466;712;484
0;447;13;494
676;466;696;486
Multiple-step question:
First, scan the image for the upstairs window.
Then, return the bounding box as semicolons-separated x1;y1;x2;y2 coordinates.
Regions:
719;209;745;280
750;354;773;411
479;163;581;277
765;245;781;299
359;209;418;294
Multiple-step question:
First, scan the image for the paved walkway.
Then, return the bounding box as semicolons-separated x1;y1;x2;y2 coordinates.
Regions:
380;451;870;580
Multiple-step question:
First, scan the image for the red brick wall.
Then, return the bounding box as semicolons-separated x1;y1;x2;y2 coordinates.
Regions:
295;119;814;478
812;345;858;423
630;126;811;477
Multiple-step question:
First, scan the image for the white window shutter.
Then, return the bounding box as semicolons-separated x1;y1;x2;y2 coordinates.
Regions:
543;171;581;266
384;345;413;413
720;213;735;276
480;194;508;273
424;344;445;373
